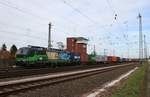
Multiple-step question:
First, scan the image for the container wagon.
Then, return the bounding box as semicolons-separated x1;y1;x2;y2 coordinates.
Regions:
95;55;107;64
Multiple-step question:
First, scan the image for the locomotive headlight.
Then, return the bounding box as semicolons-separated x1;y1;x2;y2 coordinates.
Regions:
39;57;43;60
21;59;25;62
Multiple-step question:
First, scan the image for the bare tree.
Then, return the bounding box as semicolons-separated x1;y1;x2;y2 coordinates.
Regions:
1;43;7;51
10;44;17;55
57;42;64;50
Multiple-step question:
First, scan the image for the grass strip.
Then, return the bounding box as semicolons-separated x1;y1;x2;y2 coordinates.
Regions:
109;64;148;97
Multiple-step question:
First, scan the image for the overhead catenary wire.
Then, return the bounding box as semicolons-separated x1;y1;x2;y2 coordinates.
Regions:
61;0;117;52
0;21;46;37
106;0;116;15
0;29;64;48
29;0;80;26
0;0;143;57
62;0;121;45
0;0;83;38
91;0;119;51
105;0;131;48
0;0;49;21
0;0;70;46
0;31;47;47
0;0;52;29
0;30;47;41
105;0;127;45
62;0;98;25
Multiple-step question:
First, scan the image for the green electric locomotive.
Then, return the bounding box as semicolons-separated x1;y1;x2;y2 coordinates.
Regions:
16;45;48;67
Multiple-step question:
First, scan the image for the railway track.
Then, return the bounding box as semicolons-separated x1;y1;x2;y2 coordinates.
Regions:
0;63;137;97
0;62;131;79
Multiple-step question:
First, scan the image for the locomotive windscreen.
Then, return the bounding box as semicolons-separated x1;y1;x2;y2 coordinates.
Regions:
16;47;31;56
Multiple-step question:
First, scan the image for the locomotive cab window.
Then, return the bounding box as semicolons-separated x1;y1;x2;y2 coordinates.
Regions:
16;47;30;56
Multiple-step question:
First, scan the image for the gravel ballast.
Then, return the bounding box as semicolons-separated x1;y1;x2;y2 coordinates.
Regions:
0;64;122;82
8;65;136;97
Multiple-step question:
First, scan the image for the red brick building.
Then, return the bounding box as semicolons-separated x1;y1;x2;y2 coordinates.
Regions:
67;37;88;63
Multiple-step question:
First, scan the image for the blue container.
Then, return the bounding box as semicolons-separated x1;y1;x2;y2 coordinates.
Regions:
58;51;70;61
121;58;128;62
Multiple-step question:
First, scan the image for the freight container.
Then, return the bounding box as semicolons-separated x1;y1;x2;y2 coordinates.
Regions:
120;58;129;62
116;57;120;62
126;58;129;61
107;56;120;63
88;54;96;61
120;58;123;62
107;56;112;63
88;54;96;64
112;56;117;62
95;55;107;63
131;58;139;62
128;58;132;62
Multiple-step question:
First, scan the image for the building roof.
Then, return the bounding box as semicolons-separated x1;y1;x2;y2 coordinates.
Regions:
68;37;88;41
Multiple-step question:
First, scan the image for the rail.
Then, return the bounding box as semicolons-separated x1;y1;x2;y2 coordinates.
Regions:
0;63;136;97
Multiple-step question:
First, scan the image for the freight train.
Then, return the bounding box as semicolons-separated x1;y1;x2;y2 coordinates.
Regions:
15;45;135;67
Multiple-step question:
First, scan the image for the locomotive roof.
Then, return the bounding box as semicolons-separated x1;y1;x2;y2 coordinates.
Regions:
47;48;67;53
68;37;88;41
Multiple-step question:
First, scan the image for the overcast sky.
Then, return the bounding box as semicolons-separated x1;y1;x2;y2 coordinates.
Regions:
0;0;149;58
